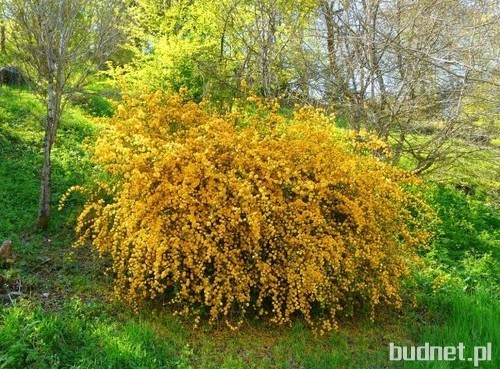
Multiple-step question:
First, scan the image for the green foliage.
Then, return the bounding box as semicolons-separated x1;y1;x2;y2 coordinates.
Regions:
398;288;500;369
0;85;96;237
118;0;320;102
423;185;500;296
110;35;209;101
0;300;186;369
0;299;384;369
392;184;500;368
1;86;45;236
71;91;115;118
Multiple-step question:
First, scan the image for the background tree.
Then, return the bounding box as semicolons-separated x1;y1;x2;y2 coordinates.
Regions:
214;0;317;99
4;0;126;228
317;0;499;174
0;0;7;58
120;0;318;102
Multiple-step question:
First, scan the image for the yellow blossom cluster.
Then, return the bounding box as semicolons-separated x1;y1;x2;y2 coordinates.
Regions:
347;128;393;159
74;91;432;332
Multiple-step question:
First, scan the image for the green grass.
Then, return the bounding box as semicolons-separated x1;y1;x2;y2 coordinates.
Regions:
0;85;97;237
389;129;500;207
422;185;500;297
0;85;499;368
0;300;188;369
404;289;500;369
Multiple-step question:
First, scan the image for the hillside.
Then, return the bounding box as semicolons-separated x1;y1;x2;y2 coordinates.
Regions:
1;85;499;368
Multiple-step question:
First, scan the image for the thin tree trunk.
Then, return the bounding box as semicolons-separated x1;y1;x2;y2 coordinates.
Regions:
37;127;53;229
0;25;5;54
322;2;354;114
36;83;59;229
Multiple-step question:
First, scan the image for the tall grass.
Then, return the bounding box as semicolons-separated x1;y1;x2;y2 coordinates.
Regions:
0;300;187;369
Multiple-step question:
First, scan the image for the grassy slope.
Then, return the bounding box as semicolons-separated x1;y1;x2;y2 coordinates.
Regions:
0;85;498;368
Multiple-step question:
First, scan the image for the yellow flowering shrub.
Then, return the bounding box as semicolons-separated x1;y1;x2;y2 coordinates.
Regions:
74;92;432;332
347;128;393;159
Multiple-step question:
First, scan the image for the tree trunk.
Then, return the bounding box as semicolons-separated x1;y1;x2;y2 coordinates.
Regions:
0;25;5;54
36;83;59;229
322;2;353;114
36;128;53;228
